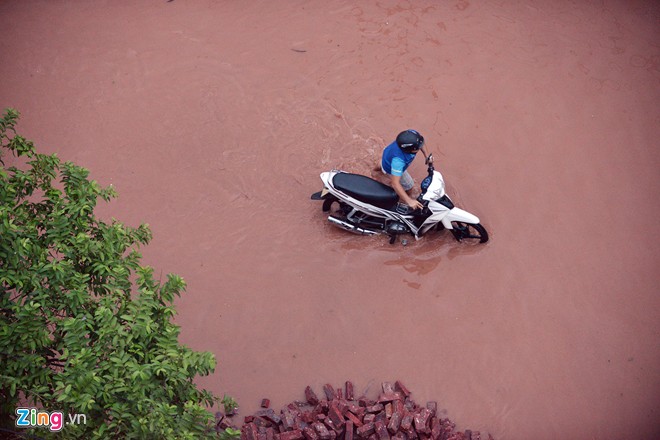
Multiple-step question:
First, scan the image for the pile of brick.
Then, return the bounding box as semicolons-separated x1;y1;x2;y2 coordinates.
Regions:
234;381;494;440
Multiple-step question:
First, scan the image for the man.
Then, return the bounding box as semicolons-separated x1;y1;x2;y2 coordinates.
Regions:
381;129;432;210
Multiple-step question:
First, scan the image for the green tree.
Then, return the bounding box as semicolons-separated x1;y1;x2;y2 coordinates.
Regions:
0;109;230;439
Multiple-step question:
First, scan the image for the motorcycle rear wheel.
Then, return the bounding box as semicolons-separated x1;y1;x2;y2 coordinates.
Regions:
450;222;489;243
322;195;338;212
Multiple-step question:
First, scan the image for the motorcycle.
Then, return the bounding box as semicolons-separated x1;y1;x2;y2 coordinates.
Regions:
310;155;488;244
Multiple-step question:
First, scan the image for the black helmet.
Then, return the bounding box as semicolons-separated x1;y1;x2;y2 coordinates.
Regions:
396;129;424;153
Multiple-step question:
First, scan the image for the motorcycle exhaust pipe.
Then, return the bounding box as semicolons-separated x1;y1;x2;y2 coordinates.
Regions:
327;215;380;236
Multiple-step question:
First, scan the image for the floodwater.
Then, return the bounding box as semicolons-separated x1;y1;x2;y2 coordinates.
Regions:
1;1;659;438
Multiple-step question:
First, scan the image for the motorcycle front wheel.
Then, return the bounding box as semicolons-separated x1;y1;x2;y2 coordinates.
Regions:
450;222;489;243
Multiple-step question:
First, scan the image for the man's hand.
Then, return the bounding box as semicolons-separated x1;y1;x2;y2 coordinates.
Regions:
425;154;434;165
406;197;423;210
391;175;422;211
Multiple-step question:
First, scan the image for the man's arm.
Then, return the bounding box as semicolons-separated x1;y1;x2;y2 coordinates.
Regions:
420;146;433;163
391;174;422;210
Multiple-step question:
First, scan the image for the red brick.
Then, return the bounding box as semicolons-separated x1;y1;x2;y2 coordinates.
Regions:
324;418;338;433
375;421;390;440
302;412;315;424
244;423;259;440
402;427;416;440
344;411;363;428
303;428;319;440
327;402;345;429
394;381;411;398
381;382;395;394
253;416;270;428
414;409;432;435
313;423;331;440
356;422;376;437
239;383;484;440
374;411;387;425
378;393;403;403
400;413;413;431
366;404;384;414
281;410;296;431
438;422;454;440
345;420;354;440
256;409;281;425
430;418;441;440
287;403;302;415
323;384;335;401
280;430;304;440
403;399;416;412
345;382;354;400
358;397;375;407
305;387;320;405
387;412;402;434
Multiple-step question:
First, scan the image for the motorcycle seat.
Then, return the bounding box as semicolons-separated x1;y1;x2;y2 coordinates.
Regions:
332;173;399;210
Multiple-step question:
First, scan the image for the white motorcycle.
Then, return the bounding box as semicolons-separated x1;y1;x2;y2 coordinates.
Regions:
311;155;488;244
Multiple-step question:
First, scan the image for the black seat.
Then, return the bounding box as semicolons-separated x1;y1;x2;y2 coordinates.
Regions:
332;173;399;210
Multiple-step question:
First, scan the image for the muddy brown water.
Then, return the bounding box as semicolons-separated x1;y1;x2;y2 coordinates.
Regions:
1;1;659;438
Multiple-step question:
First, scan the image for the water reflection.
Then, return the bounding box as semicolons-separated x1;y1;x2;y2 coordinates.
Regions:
325;224;492;276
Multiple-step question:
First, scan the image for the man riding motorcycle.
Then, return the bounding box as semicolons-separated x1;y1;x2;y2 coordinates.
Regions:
381;129;433;210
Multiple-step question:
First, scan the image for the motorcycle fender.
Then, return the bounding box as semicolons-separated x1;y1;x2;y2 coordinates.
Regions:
312;172;336;200
320;171;332;186
441;208;480;229
310;190;329;200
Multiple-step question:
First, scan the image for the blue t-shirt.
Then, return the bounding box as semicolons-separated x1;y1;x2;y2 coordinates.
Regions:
381;141;416;176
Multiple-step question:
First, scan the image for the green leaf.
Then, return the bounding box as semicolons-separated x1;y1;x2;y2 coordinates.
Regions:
0;108;221;438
